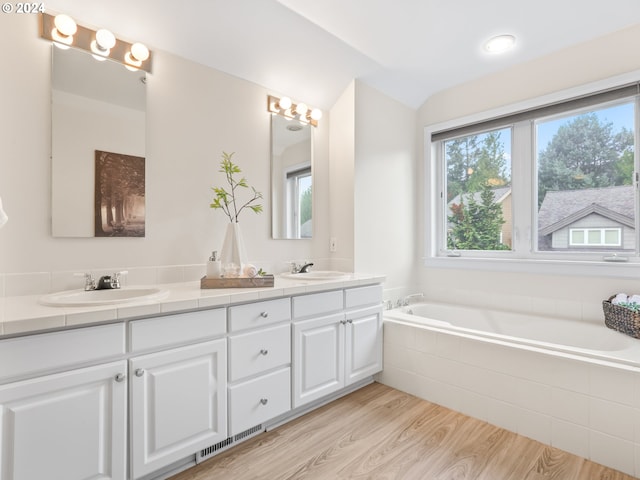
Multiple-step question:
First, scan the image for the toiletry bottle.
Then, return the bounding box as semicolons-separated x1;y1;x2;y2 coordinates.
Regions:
206;251;221;278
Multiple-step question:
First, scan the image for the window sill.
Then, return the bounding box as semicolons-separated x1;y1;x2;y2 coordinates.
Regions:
424;255;640;279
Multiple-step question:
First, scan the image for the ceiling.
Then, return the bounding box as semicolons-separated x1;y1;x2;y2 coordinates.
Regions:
44;0;640;110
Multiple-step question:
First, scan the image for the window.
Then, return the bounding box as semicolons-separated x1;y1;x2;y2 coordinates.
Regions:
569;228;621;247
444;127;512;251
286;166;312;238
428;83;639;267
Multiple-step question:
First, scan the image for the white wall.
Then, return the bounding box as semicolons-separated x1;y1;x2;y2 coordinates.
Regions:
0;14;329;290
417;24;640;321
329;80;418;300
328;82;356;273
354;81;417;299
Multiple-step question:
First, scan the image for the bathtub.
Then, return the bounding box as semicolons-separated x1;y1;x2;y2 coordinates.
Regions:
388;302;639;366
380;302;640;477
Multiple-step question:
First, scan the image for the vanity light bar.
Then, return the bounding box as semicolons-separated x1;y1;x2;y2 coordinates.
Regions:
39;13;152;73
267;95;321;127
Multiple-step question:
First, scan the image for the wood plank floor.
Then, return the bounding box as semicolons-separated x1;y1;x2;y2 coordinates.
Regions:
170;383;637;480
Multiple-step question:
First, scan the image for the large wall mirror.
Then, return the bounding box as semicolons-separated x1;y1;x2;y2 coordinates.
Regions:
51;45;146;237
271;115;313;239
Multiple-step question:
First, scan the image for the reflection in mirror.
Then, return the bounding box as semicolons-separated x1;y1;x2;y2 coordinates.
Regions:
51;45;146;237
271;115;312;239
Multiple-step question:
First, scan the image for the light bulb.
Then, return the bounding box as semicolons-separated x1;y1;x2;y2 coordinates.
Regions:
51;14;76;46
278;97;292;110
295;103;308;116
130;42;149;62
95;29;116;50
91;30;115;58
54;14;76;36
125;52;142;68
310;108;322;121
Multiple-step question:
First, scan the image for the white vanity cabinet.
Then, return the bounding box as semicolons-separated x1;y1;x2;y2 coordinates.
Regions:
227;298;292;436
0;278;384;480
129;309;227;480
344;286;384;385
292;286;383;408
0;324;128;480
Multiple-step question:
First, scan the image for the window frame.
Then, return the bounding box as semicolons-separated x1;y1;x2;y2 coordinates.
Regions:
424;73;640;278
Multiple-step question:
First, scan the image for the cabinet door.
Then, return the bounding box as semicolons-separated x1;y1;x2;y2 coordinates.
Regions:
292;313;345;408
130;339;227;479
345;306;383;385
0;361;127;480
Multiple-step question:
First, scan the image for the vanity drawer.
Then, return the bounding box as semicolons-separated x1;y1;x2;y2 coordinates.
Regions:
228;298;290;332
228;368;291;435
130;308;226;352
0;323;125;382
292;290;344;320
228;324;291;382
345;284;383;309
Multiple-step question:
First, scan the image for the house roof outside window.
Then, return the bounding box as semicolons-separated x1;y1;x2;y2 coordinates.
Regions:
538;185;634;235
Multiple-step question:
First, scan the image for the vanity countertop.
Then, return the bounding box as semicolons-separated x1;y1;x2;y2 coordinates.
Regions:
0;273;386;338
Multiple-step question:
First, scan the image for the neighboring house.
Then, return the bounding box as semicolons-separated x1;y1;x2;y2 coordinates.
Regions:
538;185;635;251
448;187;513;247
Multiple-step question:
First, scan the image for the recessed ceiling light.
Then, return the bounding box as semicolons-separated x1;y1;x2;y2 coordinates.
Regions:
484;34;516;54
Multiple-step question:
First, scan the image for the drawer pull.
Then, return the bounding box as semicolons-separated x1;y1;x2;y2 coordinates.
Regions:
115;373;126;383
260;398;269;405
135;368;145;377
260;349;269;356
260;311;269;318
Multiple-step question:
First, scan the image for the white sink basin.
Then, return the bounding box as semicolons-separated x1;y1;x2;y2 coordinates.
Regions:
281;271;352;281
39;287;169;307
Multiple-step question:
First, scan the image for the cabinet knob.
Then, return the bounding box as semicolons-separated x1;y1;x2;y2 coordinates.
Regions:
260;398;269;405
347;319;353;324
135;368;145;377
340;319;347;325
114;373;126;382
260;311;269;318
260;349;269;356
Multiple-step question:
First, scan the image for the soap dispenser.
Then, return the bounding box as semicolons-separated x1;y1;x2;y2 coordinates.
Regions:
206;251;221;278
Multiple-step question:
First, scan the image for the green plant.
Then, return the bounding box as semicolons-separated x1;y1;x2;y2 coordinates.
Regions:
210;152;263;222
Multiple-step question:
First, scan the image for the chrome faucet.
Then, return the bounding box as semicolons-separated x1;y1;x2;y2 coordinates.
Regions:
289;261;314;273
97;270;128;290
298;262;314;273
79;273;97;291
76;271;127;290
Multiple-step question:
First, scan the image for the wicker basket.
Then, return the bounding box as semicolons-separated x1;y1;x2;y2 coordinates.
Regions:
602;296;640;339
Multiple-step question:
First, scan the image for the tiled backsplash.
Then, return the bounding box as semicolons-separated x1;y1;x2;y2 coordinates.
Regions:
0;264;206;297
0;258;336;298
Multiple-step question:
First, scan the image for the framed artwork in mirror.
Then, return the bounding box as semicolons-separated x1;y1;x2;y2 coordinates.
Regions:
94;150;145;237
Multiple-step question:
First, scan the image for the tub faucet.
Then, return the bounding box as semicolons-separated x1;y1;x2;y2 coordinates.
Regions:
401;293;424;306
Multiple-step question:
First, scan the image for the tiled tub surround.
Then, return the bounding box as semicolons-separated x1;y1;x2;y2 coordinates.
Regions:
378;304;640;478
